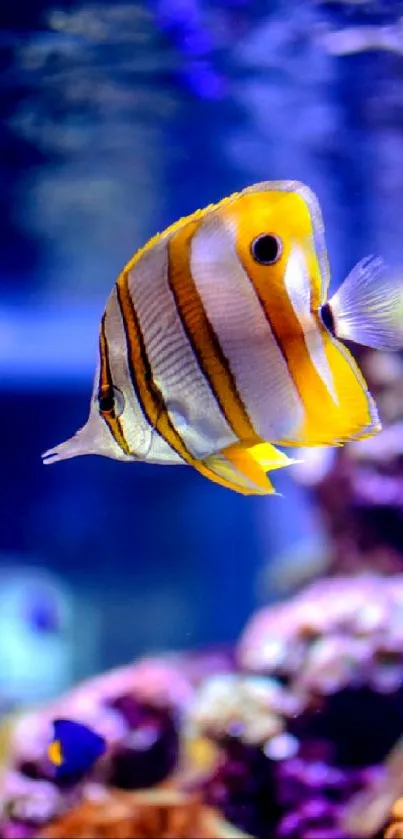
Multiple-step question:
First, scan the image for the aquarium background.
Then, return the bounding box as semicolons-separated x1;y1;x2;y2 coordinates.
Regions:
2;0;403;704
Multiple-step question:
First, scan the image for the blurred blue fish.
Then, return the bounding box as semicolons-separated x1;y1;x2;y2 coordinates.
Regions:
48;719;106;778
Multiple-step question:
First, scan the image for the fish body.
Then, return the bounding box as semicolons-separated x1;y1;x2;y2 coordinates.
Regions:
48;719;106;778
42;180;403;495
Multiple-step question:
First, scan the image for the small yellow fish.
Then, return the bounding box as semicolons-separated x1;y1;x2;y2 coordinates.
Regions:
42;181;403;495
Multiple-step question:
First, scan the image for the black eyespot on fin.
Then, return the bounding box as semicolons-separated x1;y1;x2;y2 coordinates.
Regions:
320;302;336;336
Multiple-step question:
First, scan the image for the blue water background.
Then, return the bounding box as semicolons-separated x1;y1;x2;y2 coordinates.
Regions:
1;0;403;700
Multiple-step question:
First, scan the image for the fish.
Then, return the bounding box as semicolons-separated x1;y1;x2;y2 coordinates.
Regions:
42;180;403;495
47;719;106;778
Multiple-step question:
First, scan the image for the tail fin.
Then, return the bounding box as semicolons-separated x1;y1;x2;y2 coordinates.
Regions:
328;256;403;351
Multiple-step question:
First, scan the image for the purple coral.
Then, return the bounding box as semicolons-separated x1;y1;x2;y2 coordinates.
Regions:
106;695;179;789
2;579;403;838
0;659;194;836
188;674;301;837
233;576;403;837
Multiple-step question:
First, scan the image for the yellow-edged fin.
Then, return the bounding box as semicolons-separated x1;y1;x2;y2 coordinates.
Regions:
48;740;63;767
295;329;381;445
247;442;297;470
197;444;276;495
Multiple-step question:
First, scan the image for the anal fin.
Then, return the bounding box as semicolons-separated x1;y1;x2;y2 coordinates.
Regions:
247;442;298;471
195;441;294;495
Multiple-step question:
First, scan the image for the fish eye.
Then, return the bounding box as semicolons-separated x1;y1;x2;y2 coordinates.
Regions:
251;234;282;265
98;386;125;417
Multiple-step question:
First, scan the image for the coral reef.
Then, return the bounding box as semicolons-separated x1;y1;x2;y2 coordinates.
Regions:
0;658;194;836
39;788;245;839
3;349;403;837
2;576;403;838
293;350;403;577
237;575;403;837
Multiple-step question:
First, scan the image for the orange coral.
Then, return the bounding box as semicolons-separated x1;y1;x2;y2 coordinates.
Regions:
37;788;249;839
385;797;403;839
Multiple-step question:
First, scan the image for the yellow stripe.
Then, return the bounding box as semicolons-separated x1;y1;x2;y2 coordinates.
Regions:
221;192;374;443
116;271;197;465
99;317;131;455
116;264;272;492
225;195;329;406
167;221;259;445
112;184;374;451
